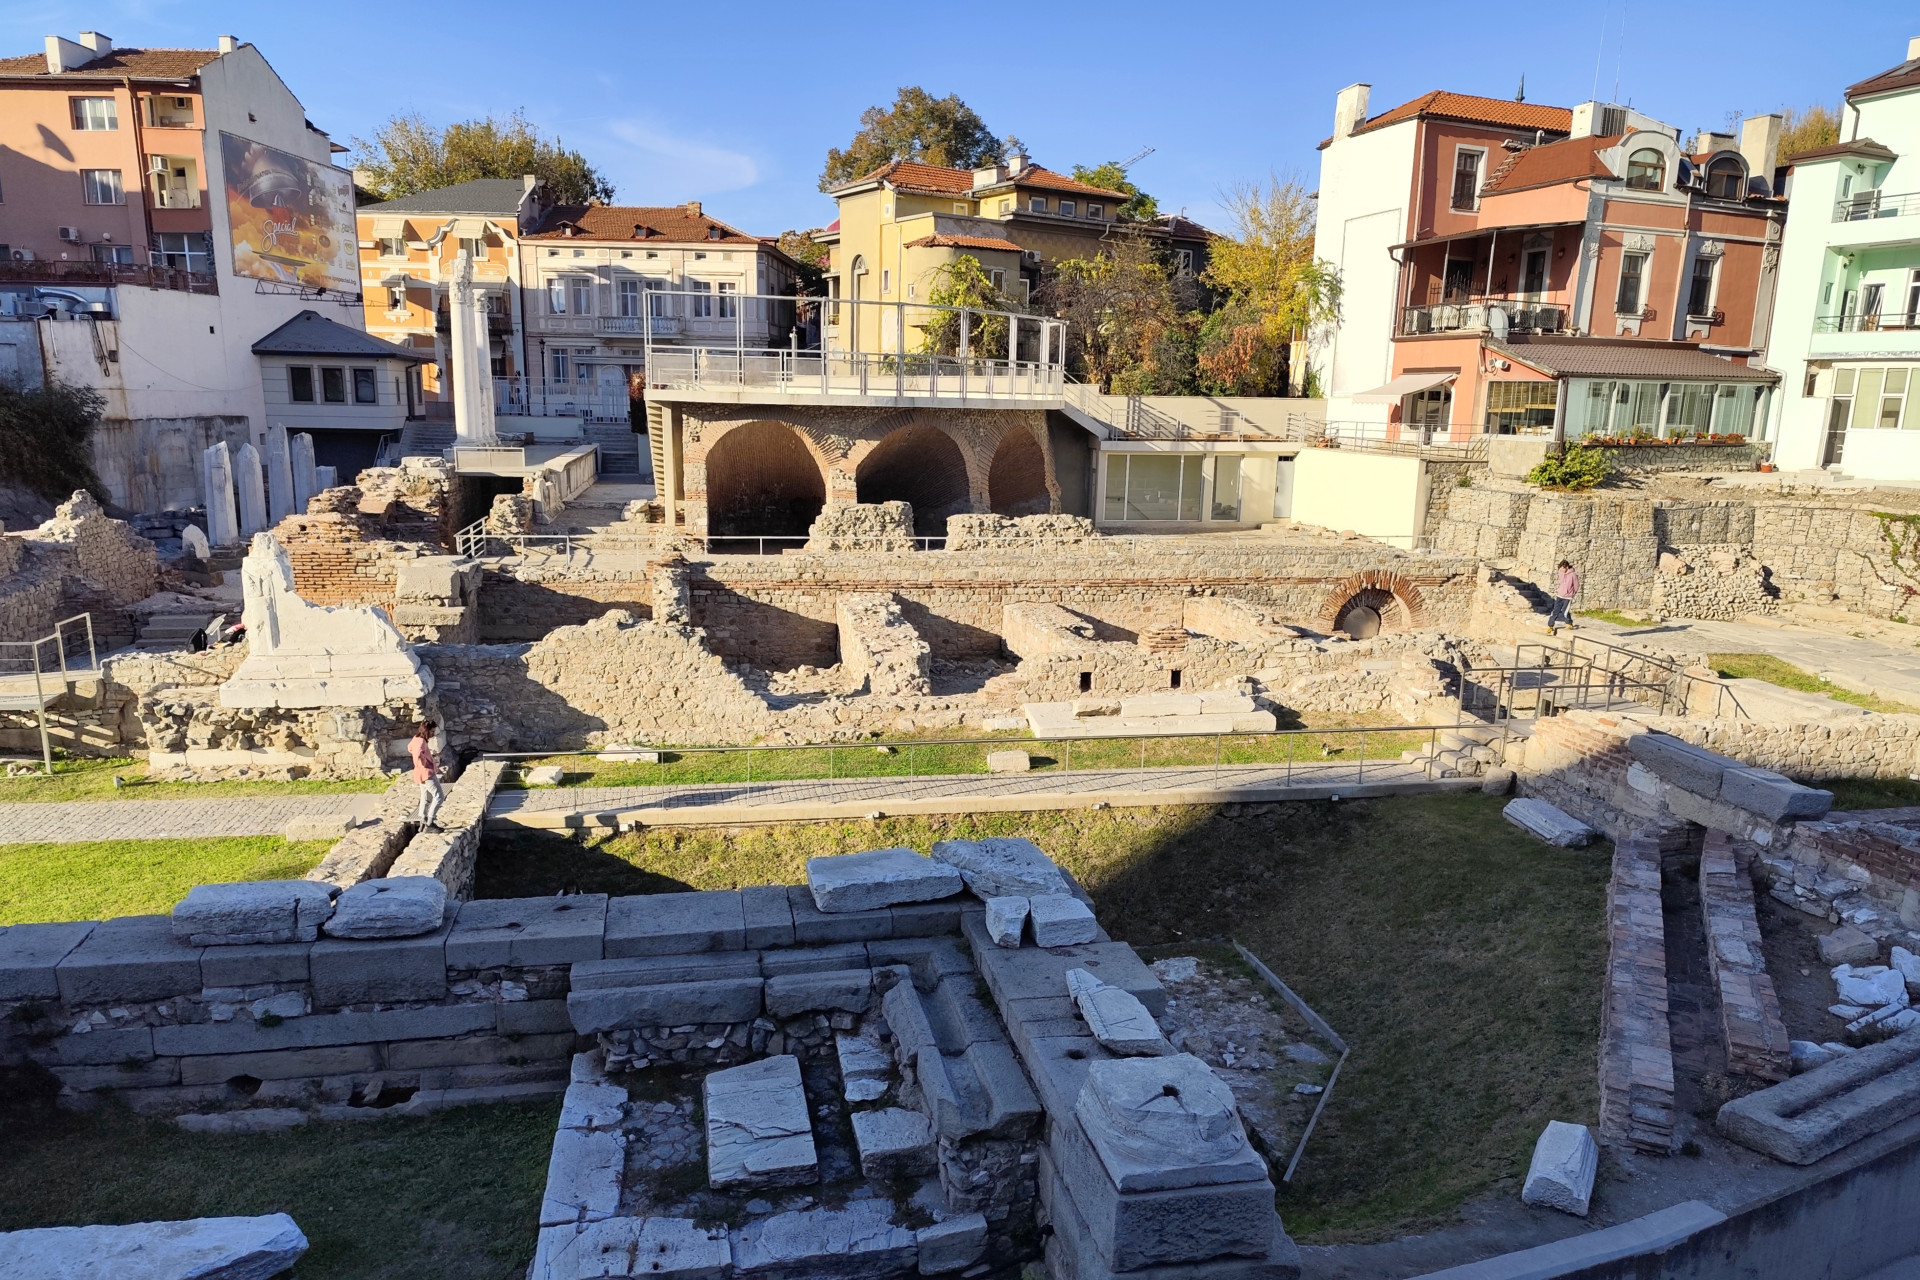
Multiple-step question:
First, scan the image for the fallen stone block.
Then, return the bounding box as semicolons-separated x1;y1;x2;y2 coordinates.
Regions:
535;1217;730;1280
1502;797;1596;848
837;1032;893;1084
0;1214;308;1280
1029;893;1099;947
764;969;872;1018
1896;946;1920;996
1834;965;1907;1010
172;880;336;946
730;1200;917;1275
986;750;1031;773
606;891;745;956
175;1109;309;1135
915;1213;988;1275
1480;768;1515;796
985;896;1028;948
1520;1120;1598;1216
1718;766;1832;822
704;1055;817;1190
1791;1041;1843;1073
931;836;1069;898
541;1127;627;1227
1068;968;1172;1056
1718;1026;1920;1164
1627;733;1727;797
1820;925;1879;966
283;813;355;842
598;748;662;763
852;1106;936;1178
1075;1054;1270;1192
525;765;566;786
321;876;447;939
806;848;963;913
56;915;203;1005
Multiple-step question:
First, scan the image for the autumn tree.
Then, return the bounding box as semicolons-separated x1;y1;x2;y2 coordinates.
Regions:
820;88;1006;190
1197;175;1340;395
1777;103;1841;160
352;110;614;205
1070;162;1159;222
776;229;830;294
1044;236;1192;393
919;255;1026;358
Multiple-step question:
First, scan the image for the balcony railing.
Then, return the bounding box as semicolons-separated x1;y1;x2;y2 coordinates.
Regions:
1833;191;1920;222
1399;302;1569;337
596;316;684;336
151;188;200;209
1814;312;1920;334
0;259;215;295
494;377;630;422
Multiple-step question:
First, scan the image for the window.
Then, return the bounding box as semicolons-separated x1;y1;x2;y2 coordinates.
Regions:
1879;368;1909;429
953;203;969;214
1616;252;1647;314
1088;204;1103;220
618;278;640;318
1176;249;1195;276
1706;157;1746;200
1059;200;1076;217
547;277;567;313
1102;454;1203;522
148;95;194;127
320;367;347;403
1863;282;1885;328
352;367;377;404
1626;149;1666;190
89;243;133;265
649;287;672;318
1687;256;1717;318
693;251;707;260
576;351;593;383
379;236;405;258
570;277;593;316
386;286;406;312
1451;149;1483;210
689;280;713;317
1029;196;1047;213
152;231;210;274
81;169;124;205
1804;369;1819;397
70;97;117;130
717;281;737;318
998;199;1011;215
458;237;485;259
1908;270;1920;327
1522;248;1548;297
288;367;315;403
880;268;891;295
1485;380;1560;434
1210;456;1242;521
551;350;570;383
987;268;1005;290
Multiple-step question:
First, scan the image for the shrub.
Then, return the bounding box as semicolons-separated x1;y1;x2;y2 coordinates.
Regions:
0;380;107;502
1526;443;1613;491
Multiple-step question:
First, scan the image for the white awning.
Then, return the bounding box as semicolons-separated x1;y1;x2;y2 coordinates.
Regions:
1352;371;1456;403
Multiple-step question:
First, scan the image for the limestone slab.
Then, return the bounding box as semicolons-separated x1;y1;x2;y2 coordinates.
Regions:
1819;925;1879;966
915;1213;988;1275
759;943;868;977
322;876;448;939
806;848;962;913
965;1040;1043;1136
56;915;203;1005
1068;968;1172;1056
889;900;961;937
742;884;796;948
764;969;873;1018
1717;1026;1920;1164
969;929;1166;1016
1520;1120;1598;1216
1626;733;1727;797
308;918;451;1006
172;880;336;946
986;750;1031;773
787;886;893;943
153;1003;491;1057
1718;766;1832;821
838;1032;894;1083
852;1106;936;1178
560;1081;629;1132
446;895;608;967
541;1127;628;1226
1502;798;1596;848
606;892;745;956
571;953;760;990
37;1024;156;1067
0;921;95;1000
1029;893;1100;947
985;897;1028;948
931;836;1070;898
730;1199;916;1274
535;1217;731;1280
567;978;764;1034
525;765;566;786
283;814;354;842
0;1214;308;1280
1075;1054;1268;1192
703;1054;818;1189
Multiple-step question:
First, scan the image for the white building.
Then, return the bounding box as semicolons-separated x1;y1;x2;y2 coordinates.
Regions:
252;311;430;477
1766;36;1920;478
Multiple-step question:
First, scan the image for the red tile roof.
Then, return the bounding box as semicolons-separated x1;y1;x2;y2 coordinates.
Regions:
903;234;1024;252
0;46;221;79
838;158;1127;201
525;204;761;244
1321;90;1573;148
1011;166;1128;200
1482;135;1619;194
1492;336;1776;381
1847;56;1920;101
1784;138;1899;165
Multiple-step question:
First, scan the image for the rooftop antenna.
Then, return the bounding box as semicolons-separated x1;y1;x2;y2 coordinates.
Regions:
1117;146;1155;172
1612;0;1625;104
1515;75;1526;103
1591;13;1605;103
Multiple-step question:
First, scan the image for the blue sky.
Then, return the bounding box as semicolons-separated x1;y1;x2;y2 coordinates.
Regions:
4;0;1914;234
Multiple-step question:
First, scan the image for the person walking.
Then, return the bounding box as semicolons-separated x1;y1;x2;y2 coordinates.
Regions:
1548;559;1580;633
411;720;445;832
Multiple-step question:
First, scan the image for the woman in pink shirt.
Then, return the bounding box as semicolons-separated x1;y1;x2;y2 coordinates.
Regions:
410;720;444;832
1548;560;1580;633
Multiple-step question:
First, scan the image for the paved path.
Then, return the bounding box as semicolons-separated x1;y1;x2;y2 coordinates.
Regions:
0;793;383;844
1586;617;1920;706
487;758;1472;830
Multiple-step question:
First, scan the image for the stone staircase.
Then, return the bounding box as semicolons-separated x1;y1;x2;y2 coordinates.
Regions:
1400;724;1506;778
398;421;456;458
585;422;646;479
1135;625;1189;654
135;612;217;652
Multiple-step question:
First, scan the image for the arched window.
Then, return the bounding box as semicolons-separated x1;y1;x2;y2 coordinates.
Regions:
1706;156;1747;200
1626;148;1666;191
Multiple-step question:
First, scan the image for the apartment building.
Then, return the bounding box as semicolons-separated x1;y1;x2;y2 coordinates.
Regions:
0;30;373;511
1313;86;1784;442
1765;36;1920;479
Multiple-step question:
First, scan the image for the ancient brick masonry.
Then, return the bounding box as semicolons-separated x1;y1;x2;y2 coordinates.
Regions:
0;490;159;645
1699;832;1791;1083
1600;834;1677;1154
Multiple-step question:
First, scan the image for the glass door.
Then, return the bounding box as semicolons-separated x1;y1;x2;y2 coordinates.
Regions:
1823;368;1854;466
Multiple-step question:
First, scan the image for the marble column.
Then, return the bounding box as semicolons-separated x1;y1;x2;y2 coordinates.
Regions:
290;432;318;512
203;441;240;546
264;424;297;522
234;442;269;537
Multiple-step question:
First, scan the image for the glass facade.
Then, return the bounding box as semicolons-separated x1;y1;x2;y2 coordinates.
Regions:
1102;454;1281;523
1563;378;1772;440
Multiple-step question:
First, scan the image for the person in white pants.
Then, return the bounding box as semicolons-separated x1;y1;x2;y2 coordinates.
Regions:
411;720;444;831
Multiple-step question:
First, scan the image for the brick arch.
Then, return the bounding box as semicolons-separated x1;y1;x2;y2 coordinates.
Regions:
855;425;973;536
1315;570;1429;635
702;420;830;537
987;424;1050;516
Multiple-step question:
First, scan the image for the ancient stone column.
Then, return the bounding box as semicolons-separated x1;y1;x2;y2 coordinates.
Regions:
290;433;318;512
450;252;497;447
203;441;240;547
264;424;297;522
234;442;269;536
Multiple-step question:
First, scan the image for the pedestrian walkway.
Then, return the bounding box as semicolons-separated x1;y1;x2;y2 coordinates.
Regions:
1588;617;1920;707
487;757;1475;831
0;793;383;844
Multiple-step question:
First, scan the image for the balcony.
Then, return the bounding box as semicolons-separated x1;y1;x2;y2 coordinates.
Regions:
151;187;200;210
0;260;215;296
1833;191;1920;222
1399;301;1569;337
1814;313;1920;334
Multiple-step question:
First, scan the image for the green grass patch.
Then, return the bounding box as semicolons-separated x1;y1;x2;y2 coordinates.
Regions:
0;1096;556;1280
0;755;387;805
0;837;331;925
1708;652;1920;714
1576;608;1650;628
476;794;1607;1240
1807;775;1920;811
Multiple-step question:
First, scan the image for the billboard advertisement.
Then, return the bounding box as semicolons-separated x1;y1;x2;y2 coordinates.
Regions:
220;132;357;292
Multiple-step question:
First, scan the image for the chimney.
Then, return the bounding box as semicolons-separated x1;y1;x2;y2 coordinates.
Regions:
972;163;1008;189
1333;83;1372;141
1740;113;1783;192
76;31;112;56
685;201;701;217
44;34;89;73
1007;150;1028;173
217;34;239;53
523;174;537;194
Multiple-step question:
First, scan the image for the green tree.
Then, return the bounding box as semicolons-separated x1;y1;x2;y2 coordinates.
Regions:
820;88;1004;191
1196;175;1340;396
775;230;830;294
919;255;1025;358
352;110;614;205
1070;162;1159;222
1045;236;1188;392
0;381;106;503
1777;103;1841;161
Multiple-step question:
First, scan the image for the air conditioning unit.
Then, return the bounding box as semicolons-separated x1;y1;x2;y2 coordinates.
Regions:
57;227;83;243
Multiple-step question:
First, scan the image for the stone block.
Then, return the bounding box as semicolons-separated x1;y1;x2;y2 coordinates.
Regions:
559;1081;628;1132
1719;766;1832;822
500;1000;576;1036
385;1033;575;1071
1521;1121;1598;1216
536;1218;730;1280
987;750;1031;773
154;1004;494;1057
567;978;764;1034
322;877;448;940
742;884;796;948
928;977;1008;1049
931;837;1069;898
889;900;961;937
1718;1027;1920;1164
541;1127;627;1227
606;892;745;956
867;937;973;992
965;1040;1042;1136
1068;968;1172;1056
704;1054;817;1189
985;897;1028;948
446;895;608;968
788;886;893;944
309;918;452;1007
1029;894;1100;947
806;848;962;913
37;1024;156;1067
1018;1035;1109;1120
571;953;760;990
180;1043;381;1085
1502;797;1597;848
56;916;204;1005
200;941;311;989
0;921;95;1000
852;1106;936;1177
1627;733;1727;797
730;1200;917;1275
764;969;873;1018
1075;1054;1269;1192
0;1215;308;1280
53;1058;182;1091
759;943;868;977
969;928;1166;1016
915;1047;970;1138
1820;925;1880;967
1835;965;1906;1009
525;765;566;786
915;1213;988;1275
284;813;355;842
837;1032;893;1084
882;979;939;1062
172;880;336;946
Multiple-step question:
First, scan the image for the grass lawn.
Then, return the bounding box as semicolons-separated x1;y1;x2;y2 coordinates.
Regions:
0;756;388;805
0;837;331;925
476;793;1609;1240
1808;775;1920;811
1576;608;1653;628
0;1092;556;1280
1709;652;1920;715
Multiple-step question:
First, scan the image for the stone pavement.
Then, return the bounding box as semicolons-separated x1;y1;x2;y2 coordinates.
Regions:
487;758;1473;831
0;793;383;844
1590;617;1920;707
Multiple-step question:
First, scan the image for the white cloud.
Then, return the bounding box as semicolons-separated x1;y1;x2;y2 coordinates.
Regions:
603;119;759;196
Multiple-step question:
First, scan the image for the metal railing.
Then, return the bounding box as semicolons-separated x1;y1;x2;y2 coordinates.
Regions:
493;376;630;422
1814;312;1920;334
1399;302;1569;336
1062;383;1324;441
1318;420;1492;460
647;346;1065;402
0;614;100;773
0;260;216;295
1458;633;1693;724
1833;191;1920;222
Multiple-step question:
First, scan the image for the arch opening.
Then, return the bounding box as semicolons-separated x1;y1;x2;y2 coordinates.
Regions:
1333;588;1402;639
987;428;1049;517
704;421;826;538
855;426;971;536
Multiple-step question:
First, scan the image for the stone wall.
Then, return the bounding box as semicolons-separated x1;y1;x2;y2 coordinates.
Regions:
807;502;916;552
1599;831;1677;1154
0;491;160;645
1699;831;1790;1083
1652;547;1778;620
837;594;931;697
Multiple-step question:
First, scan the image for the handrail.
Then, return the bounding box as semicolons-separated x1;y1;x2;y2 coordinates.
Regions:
0;613;99;774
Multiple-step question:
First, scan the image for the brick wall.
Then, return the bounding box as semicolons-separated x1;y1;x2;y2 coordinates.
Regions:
1599;833;1676;1154
1700;831;1790;1083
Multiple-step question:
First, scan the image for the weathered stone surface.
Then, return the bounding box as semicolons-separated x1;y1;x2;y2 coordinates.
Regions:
172;880;336;946
321;876;447;939
985;897;1028;948
447;895;608;967
704;1055;818;1189
0;1214;308;1280
56;915;203;1005
1520;1121;1598;1216
1029;893;1099;947
730;1200;917;1274
1718;766;1832;822
308;919;451;1006
837;1032;893;1084
174;1109;308;1135
606;892;745;956
968;927;1166;1016
742;884;795;948
1718;1027;1920;1164
966;1040;1043;1135
806;848;962;913
535;1217;731;1280
986;750;1031;773
525;765;566;786
915;1213;988;1275
541;1127;628;1226
573;953;760;990
0;921;95;1000
787;886;893;944
1820;925;1879;966
282;814;355;842
560;1081;629;1132
37;1024;156;1066
1502;797;1596;848
1626;733;1727;797
930;837;1070;898
567;978;764;1034
889;900;960;937
1834;965;1908;1009
764;969;873;1018
852;1106;936;1178
1068;968;1172;1056
1074;1054;1268;1192
1895;946;1920;996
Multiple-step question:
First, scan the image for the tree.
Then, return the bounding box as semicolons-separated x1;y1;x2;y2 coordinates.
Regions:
0;380;106;503
1044;236;1190;393
776;230;830;294
1777;103;1841;161
1071;163;1159;222
820;88;1004;191
1197;175;1340;396
920;255;1025;358
352;110;614;205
